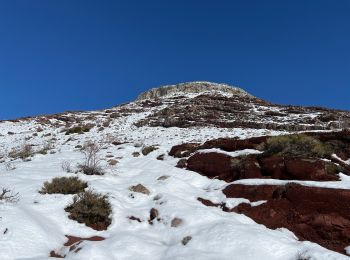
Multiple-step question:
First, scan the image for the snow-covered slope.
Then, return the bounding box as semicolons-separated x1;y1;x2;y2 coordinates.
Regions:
0;82;349;260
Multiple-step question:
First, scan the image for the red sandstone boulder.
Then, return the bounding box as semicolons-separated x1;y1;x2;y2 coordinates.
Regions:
187;152;262;182
284;158;339;181
187;152;233;181
169;143;200;158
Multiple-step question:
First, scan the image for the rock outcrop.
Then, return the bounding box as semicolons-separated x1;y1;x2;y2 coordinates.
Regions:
136;81;252;100
223;183;350;255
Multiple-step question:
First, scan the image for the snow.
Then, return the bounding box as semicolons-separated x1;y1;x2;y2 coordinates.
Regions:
197;148;262;157
0;100;349;259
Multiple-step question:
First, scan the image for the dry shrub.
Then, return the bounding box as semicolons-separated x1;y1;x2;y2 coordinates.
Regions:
40;177;87;194
65;190;112;230
9;143;34;160
61;161;73;173
265;134;333;158
65;125;92;135
0;188;19;203
78;141;104;175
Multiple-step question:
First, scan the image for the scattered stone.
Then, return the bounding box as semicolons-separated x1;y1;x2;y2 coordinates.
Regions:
149;208;160;223
108;159;118;166
156;154;165;160
181;236;192;245
142;146;158;156
50;235;105;258
157;175;169;181
132;152;140;157
170;217;183;227
129;184;150;195
128;216;142;222
176;159;187;168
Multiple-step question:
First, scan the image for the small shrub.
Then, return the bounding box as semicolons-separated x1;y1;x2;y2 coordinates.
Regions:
40;177;87;194
5;162;16;171
65;190;112;230
142;146;158;156
265;134;333;158
9;143;34;160
0;188;19;203
61;161;73;173
37;142;55;155
77;164;104;175
65;125;92;135
78;141;104;175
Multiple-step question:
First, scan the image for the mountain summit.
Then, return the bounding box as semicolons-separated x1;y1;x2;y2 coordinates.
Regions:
136;81;252;100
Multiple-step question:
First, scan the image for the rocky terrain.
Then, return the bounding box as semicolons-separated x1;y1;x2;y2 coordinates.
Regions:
1;81;350;259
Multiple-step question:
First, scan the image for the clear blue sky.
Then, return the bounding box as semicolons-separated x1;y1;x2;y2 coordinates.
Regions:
0;0;349;119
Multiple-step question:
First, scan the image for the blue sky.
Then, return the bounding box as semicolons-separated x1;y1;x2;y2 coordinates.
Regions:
0;0;349;119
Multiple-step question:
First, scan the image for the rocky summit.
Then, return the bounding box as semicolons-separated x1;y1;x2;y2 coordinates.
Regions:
136;81;253;100
1;82;350;259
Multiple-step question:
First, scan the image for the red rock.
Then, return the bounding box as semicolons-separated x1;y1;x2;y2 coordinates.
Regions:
225;183;350;255
202;136;267;152
169;143;200;158
223;184;282;202
284;158;339;181
187;152;234;181
50;235;105;258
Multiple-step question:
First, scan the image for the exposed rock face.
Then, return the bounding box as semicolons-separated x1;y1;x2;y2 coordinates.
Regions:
136;81;252;100
187;152;341;182
174;130;350;182
136;86;350;131
224;183;350;255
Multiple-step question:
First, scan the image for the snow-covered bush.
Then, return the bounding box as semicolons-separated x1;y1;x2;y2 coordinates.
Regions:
39;177;87;194
0;188;19;203
65;190;112;230
61;161;73;173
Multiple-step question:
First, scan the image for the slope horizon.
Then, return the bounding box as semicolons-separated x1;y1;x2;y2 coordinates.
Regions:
1;80;350;121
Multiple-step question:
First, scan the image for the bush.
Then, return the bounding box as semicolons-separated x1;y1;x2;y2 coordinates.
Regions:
65;125;92;135
0;188;19;203
265;134;333;158
65;190;112;230
78;141;104;175
40;177;87;194
77;164;104;175
9;143;34;160
61;161;73;173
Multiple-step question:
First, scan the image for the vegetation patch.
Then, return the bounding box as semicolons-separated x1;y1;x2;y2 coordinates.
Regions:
78;141;104;175
65;125;92;135
141;145;158;156
65;190;112;230
9;144;34;160
264;134;333;158
40;177;87;194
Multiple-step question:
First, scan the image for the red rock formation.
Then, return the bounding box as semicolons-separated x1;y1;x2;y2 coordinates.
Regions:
224;183;350;255
187;152;340;182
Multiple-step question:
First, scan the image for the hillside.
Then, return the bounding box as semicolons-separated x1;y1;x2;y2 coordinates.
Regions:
1;82;350;260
